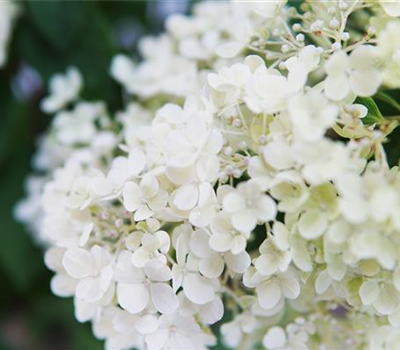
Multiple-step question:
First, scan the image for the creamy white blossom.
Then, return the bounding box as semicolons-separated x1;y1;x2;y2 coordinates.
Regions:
16;1;400;349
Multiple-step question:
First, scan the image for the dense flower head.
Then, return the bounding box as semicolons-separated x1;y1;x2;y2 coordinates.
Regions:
16;1;400;349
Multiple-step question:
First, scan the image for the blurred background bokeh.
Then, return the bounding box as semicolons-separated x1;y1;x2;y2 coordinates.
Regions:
0;2;192;349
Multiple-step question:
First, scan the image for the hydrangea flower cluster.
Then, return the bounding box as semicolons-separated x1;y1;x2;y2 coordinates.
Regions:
16;1;400;349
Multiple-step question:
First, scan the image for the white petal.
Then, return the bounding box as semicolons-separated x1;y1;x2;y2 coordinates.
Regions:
263;327;287;350
190;229;212;258
150;282;179;314
324;75;350;101
280;276;300;299
359;280;379;305
393;268;400;292
183;273;214;305
215;41;245;58
222;191;245;213
349;69;382;97
254;195;277;222
263;142;295;171
201;296;224;325
50;274;76;297
131;247;151;268
134;204;154;222
315;270;332;294
199;255;225;279
381;2;400;16
135;314;159;335
255;254;279;276
325;51;349;76
257;279;282;310
232;209;257;233
76;277;103;303
62;248;93;279
128;148;146;176
74;298;96;323
145;260;172;282
145;328;169;350
298;210;328;240
117;282;149;314
291;237;312;272
173;183;199;211
209;233;233;253
231;236;247;255
123;182;142;212
374;285;399;315
140;175;159;199
225;251;251;274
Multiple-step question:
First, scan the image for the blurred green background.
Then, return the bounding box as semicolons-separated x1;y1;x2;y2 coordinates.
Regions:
2;2;400;350
0;2;191;349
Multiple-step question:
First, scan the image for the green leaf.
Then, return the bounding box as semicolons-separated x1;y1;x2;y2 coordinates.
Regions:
355;96;384;126
0;83;43;293
375;91;400;113
25;2;86;52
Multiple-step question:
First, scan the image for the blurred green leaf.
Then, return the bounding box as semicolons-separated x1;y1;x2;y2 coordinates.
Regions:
26;2;85;52
355;96;384;126
375;91;400;114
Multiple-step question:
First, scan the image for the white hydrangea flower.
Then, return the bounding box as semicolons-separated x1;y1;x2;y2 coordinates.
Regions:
209;212;250;254
17;1;400;349
52;102;105;146
289;89;338;142
41;66;83;113
222;181;277;233
115;255;178;315
324;46;382;101
62;245;113;303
